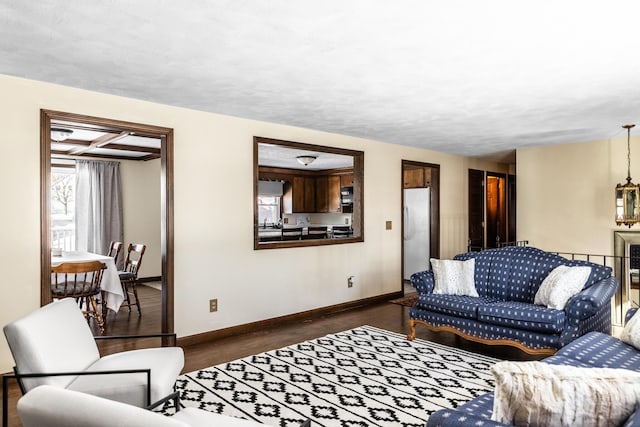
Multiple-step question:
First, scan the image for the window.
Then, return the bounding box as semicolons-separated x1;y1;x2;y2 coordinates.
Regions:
51;166;76;251
254;136;364;249
258;195;281;226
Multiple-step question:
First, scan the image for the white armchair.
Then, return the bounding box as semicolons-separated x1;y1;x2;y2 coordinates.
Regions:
3;298;184;422
17;385;267;427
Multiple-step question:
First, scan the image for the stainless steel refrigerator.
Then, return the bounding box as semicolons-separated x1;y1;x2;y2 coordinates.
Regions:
403;188;430;281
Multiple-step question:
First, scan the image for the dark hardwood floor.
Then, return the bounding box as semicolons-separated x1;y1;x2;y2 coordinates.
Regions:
1;285;540;426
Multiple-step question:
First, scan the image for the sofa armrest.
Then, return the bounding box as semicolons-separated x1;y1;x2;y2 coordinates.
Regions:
410;270;435;295
626;307;639;325
565;277;618;323
427;409;512;427
622;408;640;427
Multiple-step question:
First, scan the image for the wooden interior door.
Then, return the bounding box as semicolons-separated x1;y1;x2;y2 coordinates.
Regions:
468;169;485;251
507;174;516;242
486;173;507;248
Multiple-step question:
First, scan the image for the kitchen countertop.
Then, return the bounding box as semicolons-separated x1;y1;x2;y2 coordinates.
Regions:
258;224;352;239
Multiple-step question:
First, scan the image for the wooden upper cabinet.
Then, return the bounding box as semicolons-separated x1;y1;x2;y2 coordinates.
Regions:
315;175;342;213
259;166;351;214
316;176;329;212
292;176;306;213
403;167;432;188
328;175;341;212
292;176;316;213
341;174;354;187
303;177;315;212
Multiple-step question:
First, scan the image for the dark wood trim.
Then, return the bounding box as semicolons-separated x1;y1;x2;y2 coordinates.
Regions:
161;130;175;339
177;291;401;347
255;136;362;157
407;319;557;356
253;136;365;250
259;166;354;178
137;276;162;283
401;160;440;291
40;110;52;307
40;109;174;338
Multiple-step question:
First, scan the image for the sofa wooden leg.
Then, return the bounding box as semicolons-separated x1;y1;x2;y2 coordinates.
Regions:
407;319;416;341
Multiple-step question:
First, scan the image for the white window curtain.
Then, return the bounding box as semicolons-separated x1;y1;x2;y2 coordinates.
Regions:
75;160;124;259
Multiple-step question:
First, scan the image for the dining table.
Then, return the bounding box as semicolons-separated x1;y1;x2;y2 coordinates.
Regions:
51;251;124;313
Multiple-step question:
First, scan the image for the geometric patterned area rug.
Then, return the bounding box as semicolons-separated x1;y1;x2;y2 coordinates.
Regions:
170;326;500;426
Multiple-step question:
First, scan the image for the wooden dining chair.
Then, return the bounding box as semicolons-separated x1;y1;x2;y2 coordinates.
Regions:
107;241;124;266
304;226;328;239
119;243;146;315
332;225;353;238
281;227;303;241
51;261;107;333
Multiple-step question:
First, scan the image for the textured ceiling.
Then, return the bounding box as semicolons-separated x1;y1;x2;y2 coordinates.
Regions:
2;1;640;161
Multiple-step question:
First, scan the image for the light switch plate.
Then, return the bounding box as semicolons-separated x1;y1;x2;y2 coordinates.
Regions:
385;220;392;230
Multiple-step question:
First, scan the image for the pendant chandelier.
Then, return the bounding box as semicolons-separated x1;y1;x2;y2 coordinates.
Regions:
615;124;639;227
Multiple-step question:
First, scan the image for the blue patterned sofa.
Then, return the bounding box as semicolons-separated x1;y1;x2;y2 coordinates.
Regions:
408;246;617;354
426;310;640;426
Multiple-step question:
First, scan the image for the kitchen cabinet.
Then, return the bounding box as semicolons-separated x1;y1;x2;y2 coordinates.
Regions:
328;175;341;212
315;176;328;212
292;176;316;213
341;174;354;187
316;175;342;213
404;167;432;188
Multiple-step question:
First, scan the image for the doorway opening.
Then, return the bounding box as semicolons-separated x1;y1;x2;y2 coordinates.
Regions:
401;160;440;294
468;169;516;250
40;110;174;339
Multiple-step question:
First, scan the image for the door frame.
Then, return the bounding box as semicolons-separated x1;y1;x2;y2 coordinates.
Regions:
401;160;440;291
40;109;175;335
485;171;507;248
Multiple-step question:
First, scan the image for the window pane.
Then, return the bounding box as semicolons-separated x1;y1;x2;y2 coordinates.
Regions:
51;167;76;251
258;195;280;225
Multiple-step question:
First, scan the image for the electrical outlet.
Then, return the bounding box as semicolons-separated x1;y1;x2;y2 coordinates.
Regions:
348;276;354;288
209;298;218;312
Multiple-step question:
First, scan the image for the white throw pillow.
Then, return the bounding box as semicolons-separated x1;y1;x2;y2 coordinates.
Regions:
491;361;640;427
430;258;478;297
621;309;640;349
534;265;591;309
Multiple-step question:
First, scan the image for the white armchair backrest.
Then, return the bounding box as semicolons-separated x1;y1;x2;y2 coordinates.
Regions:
3;298;100;391
18;385;186;427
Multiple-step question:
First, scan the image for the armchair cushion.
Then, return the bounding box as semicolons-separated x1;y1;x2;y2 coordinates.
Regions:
17;385;266;427
69;347;185;407
3;298;100;391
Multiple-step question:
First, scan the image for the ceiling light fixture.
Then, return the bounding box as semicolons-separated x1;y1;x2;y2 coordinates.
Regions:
296;155;317;166
615;124;639;227
50;127;73;142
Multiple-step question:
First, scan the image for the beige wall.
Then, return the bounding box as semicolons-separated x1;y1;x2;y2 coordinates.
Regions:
120;158;161;278
0;74;506;371
517;134;639;254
